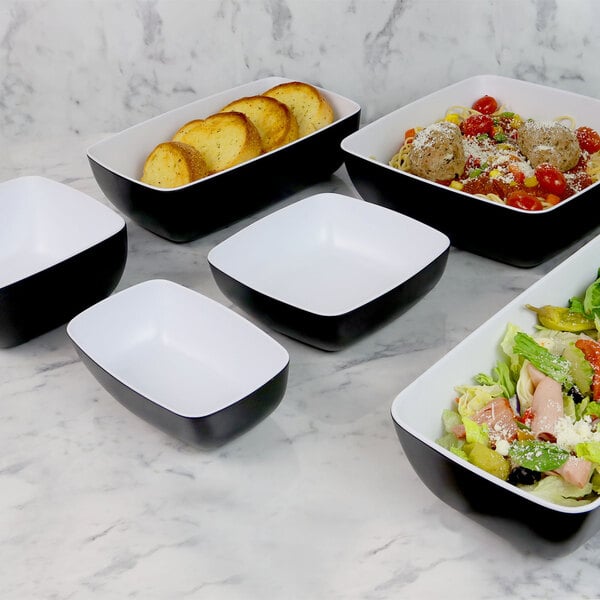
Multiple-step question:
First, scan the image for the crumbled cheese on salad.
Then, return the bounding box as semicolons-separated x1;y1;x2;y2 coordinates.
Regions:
555;415;600;450
495;439;511;456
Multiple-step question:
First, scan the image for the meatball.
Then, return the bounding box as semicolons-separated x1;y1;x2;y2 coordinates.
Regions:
408;121;466;181
517;120;580;172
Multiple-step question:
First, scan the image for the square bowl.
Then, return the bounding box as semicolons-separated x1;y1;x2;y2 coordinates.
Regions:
207;193;450;351
66;279;289;447
391;232;600;557
0;176;127;348
341;74;600;267
87;77;361;243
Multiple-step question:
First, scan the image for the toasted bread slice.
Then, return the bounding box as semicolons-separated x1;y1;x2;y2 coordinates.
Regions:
173;112;262;173
262;81;335;138
141;141;211;188
219;95;299;152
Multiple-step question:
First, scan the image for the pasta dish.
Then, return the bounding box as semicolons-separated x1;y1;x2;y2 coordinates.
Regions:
389;94;600;210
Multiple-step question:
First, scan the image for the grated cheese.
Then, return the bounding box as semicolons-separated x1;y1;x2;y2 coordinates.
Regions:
555;415;600;451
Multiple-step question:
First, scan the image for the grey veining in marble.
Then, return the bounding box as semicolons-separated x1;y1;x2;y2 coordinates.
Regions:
2;1;600;599
2;0;600;142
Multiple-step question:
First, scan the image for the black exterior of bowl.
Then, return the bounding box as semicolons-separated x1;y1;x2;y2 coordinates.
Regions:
343;154;600;268
209;247;449;351
89;112;360;243
0;225;127;348
70;344;289;448
394;423;600;557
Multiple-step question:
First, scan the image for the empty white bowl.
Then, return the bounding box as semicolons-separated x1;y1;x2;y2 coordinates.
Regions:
67;279;289;447
0;175;127;347
208;193;450;350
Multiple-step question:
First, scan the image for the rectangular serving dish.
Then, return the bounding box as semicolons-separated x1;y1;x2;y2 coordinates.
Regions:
208;193;449;350
342;74;600;267
67;279;289;447
88;77;361;242
391;232;600;557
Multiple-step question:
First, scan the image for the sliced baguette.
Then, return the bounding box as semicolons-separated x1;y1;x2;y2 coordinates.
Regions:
262;81;335;138
141;141;211;188
172;111;262;173
219;95;299;152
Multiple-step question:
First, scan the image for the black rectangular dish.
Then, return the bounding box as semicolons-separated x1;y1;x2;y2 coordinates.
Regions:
208;193;449;350
67;279;289;447
87;77;361;243
341;74;600;267
391;232;600;557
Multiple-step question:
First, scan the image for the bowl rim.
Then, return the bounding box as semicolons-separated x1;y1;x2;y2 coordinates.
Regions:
87;76;362;190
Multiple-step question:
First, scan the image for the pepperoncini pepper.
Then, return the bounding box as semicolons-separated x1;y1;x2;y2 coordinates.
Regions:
525;304;595;332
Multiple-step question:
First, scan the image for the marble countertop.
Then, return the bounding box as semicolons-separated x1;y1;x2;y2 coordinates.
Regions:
3;134;600;600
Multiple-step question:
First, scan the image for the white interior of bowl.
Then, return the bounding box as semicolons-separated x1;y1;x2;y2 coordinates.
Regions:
0;176;125;288
67;280;289;417
87;77;361;185
207;192;449;316
391;232;600;513
341;74;600;210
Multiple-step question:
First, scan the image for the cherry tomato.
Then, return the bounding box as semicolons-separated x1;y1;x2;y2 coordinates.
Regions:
505;191;543;211
570;154;589;173
508;163;525;184
471;95;498;115
565;171;593;197
534;163;567;197
462;114;495;137
575;126;600;153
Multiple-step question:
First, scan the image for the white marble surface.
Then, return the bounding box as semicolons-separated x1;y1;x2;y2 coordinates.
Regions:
2;135;600;600
3;1;600;598
3;0;600;141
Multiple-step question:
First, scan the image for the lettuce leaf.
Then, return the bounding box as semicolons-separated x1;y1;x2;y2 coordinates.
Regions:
475;360;515;400
500;323;524;377
463;418;489;446
575;442;600;465
520;475;594;506
513;332;573;388
583;273;600;318
455;383;504;418
441;408;462;433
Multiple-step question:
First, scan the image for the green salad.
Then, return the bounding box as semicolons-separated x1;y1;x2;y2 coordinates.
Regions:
438;268;600;507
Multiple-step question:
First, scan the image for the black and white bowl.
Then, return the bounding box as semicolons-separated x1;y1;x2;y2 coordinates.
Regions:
88;77;361;243
0;176;127;348
391;232;600;557
67;279;289;447
342;74;600;267
208;192;450;350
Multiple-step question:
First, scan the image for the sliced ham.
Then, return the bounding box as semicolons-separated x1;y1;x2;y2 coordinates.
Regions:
451;423;466;439
472;397;518;446
531;375;563;442
527;363;547;387
553;456;593;489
